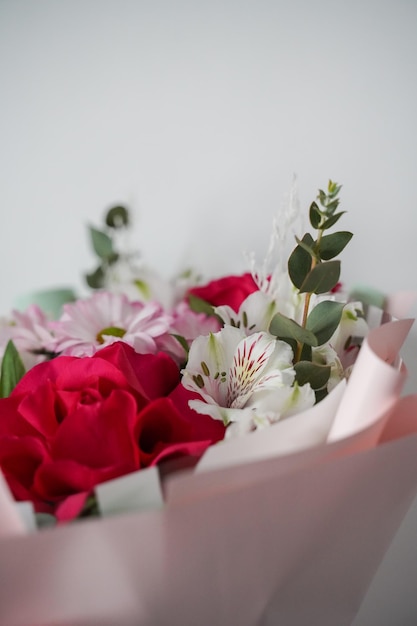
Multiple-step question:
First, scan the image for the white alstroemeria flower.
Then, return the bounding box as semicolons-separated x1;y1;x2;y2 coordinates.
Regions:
181;326;315;429
329;301;369;357
225;382;316;439
215;290;279;335
312;343;345;392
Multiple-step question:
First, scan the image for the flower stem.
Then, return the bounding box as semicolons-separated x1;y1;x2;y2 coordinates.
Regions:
294;228;323;363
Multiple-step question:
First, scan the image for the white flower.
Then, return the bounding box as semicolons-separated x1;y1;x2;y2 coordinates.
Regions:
312;343;345;392
329;301;369;357
181;326;315;431
215;290;279;335
49;291;173;357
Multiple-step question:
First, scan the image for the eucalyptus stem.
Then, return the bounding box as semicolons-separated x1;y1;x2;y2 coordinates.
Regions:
294;228;324;363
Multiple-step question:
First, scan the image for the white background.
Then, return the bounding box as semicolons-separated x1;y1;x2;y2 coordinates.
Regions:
0;0;416;391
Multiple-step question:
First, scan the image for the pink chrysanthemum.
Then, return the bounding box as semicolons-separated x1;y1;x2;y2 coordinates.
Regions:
0;305;56;370
49;292;174;357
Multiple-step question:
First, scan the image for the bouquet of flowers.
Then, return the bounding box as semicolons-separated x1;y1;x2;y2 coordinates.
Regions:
0;181;416;626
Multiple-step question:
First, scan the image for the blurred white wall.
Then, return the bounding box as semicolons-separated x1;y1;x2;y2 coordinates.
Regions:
0;0;416;387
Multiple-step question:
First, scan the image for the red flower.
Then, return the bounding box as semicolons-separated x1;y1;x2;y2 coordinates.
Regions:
0;342;224;520
188;273;259;312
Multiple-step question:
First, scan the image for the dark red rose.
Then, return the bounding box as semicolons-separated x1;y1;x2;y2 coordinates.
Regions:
188;273;259;312
0;342;224;520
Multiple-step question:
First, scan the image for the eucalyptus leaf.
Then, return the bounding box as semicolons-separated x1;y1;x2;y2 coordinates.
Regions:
309;201;321;229
294;235;317;258
269;312;318;347
288;233;315;289
105;205;129;228
324;198;340;215
318;231;353;260
0;340;26;398
328;181;342;197
85;265;106;289
306;300;345;345
89;226;114;260
294;361;331;390
299;260;341;294
300;342;312;362
320;211;346;231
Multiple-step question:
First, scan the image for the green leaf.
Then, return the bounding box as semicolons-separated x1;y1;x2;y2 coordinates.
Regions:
105;205;129;228
294;235;317;258
269;312;318;347
306;300;345;345
318;189;327;207
294;361;331;390
171;333;190;355
0;340;26;398
288;233;315;289
187;294;216;317
299;260;341;294
324;198;340;215
133;279;151;300
309;202;321;229
318;231;353;260
85;265;106;289
300;342;312;362
315;388;328;403
320;211;346;231
328;180;342;197
89;226;114;260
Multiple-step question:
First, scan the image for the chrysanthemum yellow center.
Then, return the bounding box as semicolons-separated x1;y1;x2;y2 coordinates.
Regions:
96;326;126;344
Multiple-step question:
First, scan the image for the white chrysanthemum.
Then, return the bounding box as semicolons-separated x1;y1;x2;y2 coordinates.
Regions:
181;326;315;431
50;291;173;357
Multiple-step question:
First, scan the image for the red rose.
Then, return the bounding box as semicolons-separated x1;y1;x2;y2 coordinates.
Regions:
0;342;224;520
188;273;259;312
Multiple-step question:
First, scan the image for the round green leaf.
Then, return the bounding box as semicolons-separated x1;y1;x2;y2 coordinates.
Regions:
318;231;353;261
294;361;331;390
89;226;114;260
288;233;315;289
299;260;341;294
306;300;345;345
269;312;318;347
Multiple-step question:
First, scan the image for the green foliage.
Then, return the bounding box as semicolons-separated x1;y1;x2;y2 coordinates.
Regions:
318;231;353;260
299;260;341;294
89;227;114;260
269;312;318;347
105;205;129;228
85;206;131;290
294;361;331;390
85;265;106;289
0;340;25;398
187;294;216;317
306;301;345;345
286;180;354;393
288;233;315;289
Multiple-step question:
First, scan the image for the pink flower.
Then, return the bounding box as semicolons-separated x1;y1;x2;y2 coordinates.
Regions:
0;342;225;520
49;292;174;357
158;301;221;364
0;306;55;371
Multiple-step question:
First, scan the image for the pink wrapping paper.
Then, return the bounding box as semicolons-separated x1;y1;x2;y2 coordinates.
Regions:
0;318;417;625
